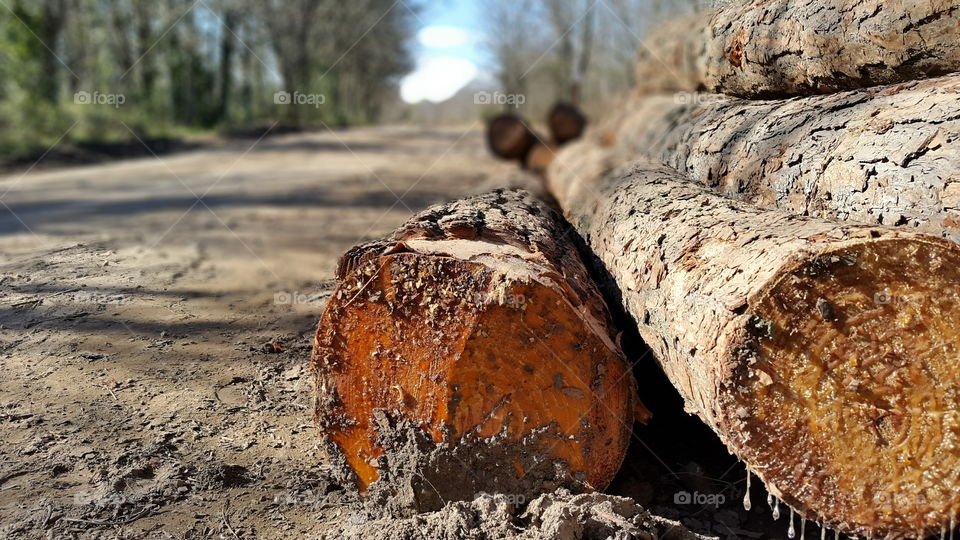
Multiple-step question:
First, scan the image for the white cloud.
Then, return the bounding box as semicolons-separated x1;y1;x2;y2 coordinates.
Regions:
418;26;473;49
400;56;478;104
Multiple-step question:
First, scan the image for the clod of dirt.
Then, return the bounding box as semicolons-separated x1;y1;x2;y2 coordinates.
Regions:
319;414;715;539
332;489;714;540
193;463;252;490
325;413;583;517
262;342;284;354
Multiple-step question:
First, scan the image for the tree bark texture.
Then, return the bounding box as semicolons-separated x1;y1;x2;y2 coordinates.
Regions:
591;74;960;243
634;0;960;98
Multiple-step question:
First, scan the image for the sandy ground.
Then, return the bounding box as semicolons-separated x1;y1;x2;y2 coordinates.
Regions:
0;125;516;538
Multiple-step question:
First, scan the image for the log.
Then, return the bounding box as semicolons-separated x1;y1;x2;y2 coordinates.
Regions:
545;159;960;538
486;113;537;161
610;74;960;243
311;189;647;511
633;13;709;96
547;102;587;145
545;138;615;211
634;0;960;98
523;141;559;175
485;104;586;171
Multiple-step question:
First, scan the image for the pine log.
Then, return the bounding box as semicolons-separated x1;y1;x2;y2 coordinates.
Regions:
545;138;614;210
486;113;537;161
609;74;960;243
547;102;587;145
311;189;646;507
547;159;960;539
633;13;709;96
524;141;559;175
634;0;960;98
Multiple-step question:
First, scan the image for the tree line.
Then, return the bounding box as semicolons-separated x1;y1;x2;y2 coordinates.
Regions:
0;0;417;157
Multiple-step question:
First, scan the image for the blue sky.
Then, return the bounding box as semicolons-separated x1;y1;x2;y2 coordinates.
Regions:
400;0;492;104
415;0;488;64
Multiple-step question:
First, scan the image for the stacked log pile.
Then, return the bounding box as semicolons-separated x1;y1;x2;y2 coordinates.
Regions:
311;1;960;538
542;1;960;538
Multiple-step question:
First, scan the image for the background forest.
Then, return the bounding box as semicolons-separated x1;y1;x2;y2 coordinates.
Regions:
0;0;702;162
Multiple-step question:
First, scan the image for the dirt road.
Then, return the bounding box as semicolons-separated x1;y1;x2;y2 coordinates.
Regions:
0;125;512;538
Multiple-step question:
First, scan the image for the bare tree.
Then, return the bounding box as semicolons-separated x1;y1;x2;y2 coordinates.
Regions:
482;0;707;112
209;0;243;125
542;0;595;105
11;0;69;102
484;0;543;111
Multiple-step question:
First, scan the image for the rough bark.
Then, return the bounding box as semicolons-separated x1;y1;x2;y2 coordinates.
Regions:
547;159;960;539
605;74;960;243
471;168;555;204
634;0;960;98
545;138;616;212
311;189;646;509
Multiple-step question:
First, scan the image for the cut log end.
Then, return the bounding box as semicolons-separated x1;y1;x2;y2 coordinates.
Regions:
312;192;642;505
315;251;636;493
727;237;960;538
548;103;587;145
486;114;537;161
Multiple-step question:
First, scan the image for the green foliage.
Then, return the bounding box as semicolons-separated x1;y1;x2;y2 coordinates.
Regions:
0;0;418;160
